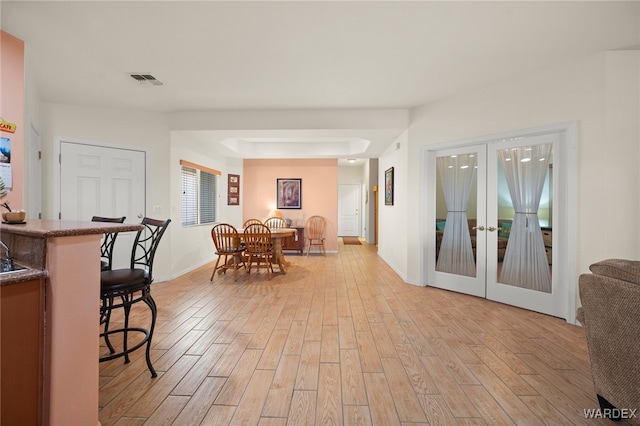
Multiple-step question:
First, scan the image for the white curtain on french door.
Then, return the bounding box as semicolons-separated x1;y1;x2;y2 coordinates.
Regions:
436;154;477;277
498;144;552;292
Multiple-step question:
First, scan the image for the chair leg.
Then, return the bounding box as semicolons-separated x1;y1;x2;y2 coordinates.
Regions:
210;254;223;280
99;289;157;378
142;290;158;378
101;296;116;354
122;295;132;364
266;255;272;280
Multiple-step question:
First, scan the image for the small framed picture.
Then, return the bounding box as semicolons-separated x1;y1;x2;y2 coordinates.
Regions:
228;174;240;206
385;167;394;206
277;178;302;209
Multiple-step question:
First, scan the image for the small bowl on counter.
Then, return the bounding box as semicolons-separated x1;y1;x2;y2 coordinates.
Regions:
2;210;26;224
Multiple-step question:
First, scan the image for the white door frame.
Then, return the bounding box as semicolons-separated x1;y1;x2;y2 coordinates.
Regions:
53;136;150;221
420;122;578;324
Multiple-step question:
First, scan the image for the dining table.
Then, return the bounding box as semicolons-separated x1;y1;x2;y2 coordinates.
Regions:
237;227;297;274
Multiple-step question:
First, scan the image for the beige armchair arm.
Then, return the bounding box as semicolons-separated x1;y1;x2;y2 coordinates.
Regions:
588;258;640;285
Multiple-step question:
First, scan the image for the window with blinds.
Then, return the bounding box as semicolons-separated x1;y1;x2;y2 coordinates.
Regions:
181;165;218;226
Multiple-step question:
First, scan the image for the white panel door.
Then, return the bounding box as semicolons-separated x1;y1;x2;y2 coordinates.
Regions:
60;142;146;269
338;184;360;236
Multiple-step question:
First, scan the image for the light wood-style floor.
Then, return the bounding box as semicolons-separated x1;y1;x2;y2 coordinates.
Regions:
99;239;611;425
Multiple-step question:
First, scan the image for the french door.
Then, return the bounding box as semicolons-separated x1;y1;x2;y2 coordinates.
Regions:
426;132;565;318
426;144;487;297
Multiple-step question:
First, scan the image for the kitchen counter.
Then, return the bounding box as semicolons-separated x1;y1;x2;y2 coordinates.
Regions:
0;266;47;284
1;218;141;237
0;219;143;426
1;220;140;285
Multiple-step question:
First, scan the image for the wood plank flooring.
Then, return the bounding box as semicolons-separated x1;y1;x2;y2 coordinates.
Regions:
100;239;615;425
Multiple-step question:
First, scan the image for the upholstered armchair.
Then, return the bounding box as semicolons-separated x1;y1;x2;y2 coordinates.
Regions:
577;259;640;422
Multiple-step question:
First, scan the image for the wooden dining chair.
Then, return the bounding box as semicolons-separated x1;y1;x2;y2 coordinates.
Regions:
305;215;327;256
244;223;274;280
242;218;263;227
264;216;287;229
210;223;246;281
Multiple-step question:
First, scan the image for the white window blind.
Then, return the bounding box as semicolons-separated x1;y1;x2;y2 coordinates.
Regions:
200;170;217;224
180;161;220;227
181;166;198;226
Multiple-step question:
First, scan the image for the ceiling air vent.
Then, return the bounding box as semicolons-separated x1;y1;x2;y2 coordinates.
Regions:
129;73;163;86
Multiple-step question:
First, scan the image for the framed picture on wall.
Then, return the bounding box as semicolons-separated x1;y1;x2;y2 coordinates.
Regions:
277;178;302;209
385;167;394;206
228;174;240;206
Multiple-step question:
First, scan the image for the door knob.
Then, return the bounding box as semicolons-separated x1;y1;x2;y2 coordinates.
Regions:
472;226;485;231
138;214;143;218
487;227;502;232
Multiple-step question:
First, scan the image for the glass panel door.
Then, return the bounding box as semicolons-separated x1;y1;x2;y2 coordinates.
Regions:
423;127;572;320
427;145;486;298
487;134;562;317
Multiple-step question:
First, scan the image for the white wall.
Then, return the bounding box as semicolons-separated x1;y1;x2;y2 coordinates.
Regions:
170;109;408;131
24;55;41;216
337;164;364;184
404;51;639;294
39;103;174;281
378;131;409;281
169;132;243;278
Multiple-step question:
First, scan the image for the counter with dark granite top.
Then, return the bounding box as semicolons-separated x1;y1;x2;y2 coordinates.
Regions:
0;220;143;285
0;267;48;284
0;219;143;238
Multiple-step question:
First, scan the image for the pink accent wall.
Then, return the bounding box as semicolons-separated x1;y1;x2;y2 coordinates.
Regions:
243;159;338;252
0;31;25;209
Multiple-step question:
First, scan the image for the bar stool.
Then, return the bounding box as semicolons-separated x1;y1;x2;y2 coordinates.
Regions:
99;217;171;377
92;216;126;271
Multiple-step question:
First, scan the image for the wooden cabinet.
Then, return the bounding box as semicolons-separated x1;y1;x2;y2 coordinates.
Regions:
1;279;45;425
281;227;305;254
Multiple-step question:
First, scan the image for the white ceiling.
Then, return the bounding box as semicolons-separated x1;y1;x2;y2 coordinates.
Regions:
2;1;638;161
